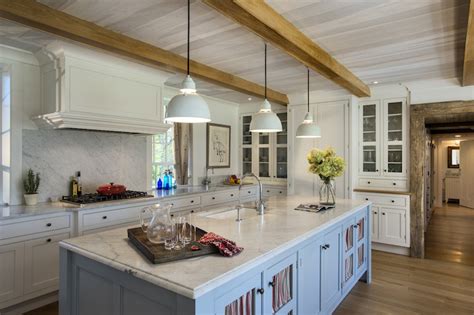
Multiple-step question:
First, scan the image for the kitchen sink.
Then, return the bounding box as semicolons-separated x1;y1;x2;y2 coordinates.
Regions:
200;206;258;220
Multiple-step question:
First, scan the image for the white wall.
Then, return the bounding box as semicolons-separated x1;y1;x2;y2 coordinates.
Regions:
164;87;240;186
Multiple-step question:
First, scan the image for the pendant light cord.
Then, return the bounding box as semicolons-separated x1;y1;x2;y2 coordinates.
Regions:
307;68;310;112
264;42;267;100
187;0;190;75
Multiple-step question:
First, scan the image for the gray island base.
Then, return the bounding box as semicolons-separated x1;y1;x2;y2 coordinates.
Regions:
59;196;371;315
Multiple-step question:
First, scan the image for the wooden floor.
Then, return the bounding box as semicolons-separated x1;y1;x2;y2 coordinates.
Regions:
425;203;474;266
335;251;474;315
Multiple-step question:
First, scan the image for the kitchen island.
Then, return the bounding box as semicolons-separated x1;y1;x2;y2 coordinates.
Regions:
59;196;371;315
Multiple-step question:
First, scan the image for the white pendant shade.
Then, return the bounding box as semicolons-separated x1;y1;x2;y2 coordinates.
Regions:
165;75;211;123
250;99;282;133
296;112;321;138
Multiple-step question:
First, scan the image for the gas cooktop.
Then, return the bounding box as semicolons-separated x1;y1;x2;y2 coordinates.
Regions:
62;191;153;206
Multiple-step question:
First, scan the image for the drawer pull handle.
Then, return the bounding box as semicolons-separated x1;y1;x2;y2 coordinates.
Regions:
322;244;330;250
384;169;387;172
391;200;395;203
212;197;216;200
46;223;52;227
230;194;234;197
376;169;379;172
279;191;283;194
267;190;270;193
382;212;386;215
190;200;194;203
353;225;358;228
248;191;251;194
171;203;174;206
102;216;107;220
268;281;275;287
374;211;378;214
257;288;265;294
46;238;52;243
393;183;397;186
367;181;371;184
365;198;369;201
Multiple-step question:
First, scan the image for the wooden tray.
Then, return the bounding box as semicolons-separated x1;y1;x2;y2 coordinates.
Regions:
127;225;219;264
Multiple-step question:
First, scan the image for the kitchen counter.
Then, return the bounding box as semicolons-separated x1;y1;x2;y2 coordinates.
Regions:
0;185;251;221
60;195;370;300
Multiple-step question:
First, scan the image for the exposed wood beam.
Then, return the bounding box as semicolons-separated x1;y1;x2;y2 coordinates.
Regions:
463;0;474;86
203;0;371;97
0;0;289;105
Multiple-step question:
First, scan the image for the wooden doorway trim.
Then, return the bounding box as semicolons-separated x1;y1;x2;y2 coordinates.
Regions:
410;100;474;257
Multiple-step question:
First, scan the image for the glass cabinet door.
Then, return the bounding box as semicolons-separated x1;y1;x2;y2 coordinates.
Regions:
264;253;297;315
216;274;262;315
360;103;380;175
275;112;288;180
259;147;270;178
242;115;252;145
384;100;405;176
343;221;356;288
241;115;253;177
355;214;367;276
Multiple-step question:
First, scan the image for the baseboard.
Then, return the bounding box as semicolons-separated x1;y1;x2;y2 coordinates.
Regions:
0;292;57;315
372;242;410;256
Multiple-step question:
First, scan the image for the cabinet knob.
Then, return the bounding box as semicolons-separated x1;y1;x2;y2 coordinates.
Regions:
268;281;275;287
376;169;379;172
384;169;387;172
46;238;52;243
322;244;330;250
353;225;358;228
382;212;386;215
212;197;216;200
46;223;52;227
230;194;234;197
393;183;397;186
367;181;371;184
102;216;107;220
266;190;270;193
257;288;265;294
365;198;369;201
248;191;251;194
374;211;378;214
391;200;395;203
190;200;194;203
279;191;282;194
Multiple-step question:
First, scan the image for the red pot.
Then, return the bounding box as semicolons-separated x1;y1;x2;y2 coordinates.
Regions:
97;183;127;196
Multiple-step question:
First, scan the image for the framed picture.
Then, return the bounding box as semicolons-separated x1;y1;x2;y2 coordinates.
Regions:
206;123;231;168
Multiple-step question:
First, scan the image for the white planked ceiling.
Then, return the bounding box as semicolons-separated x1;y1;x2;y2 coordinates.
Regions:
0;0;469;103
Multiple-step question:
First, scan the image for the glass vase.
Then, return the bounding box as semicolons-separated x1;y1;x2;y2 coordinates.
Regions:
319;179;336;205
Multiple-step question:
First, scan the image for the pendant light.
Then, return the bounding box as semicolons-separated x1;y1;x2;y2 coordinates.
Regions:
296;68;321;138
249;43;282;133
165;0;210;123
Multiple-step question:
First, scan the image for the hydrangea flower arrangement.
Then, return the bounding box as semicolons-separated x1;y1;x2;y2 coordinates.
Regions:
307;147;345;182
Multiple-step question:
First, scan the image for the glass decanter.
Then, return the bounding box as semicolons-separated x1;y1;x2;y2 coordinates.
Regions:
140;203;174;244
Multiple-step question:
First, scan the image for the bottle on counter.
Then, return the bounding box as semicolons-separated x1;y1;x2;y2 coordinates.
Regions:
163;170;170;190
169;170;175;189
70;175;78;198
76;171;82;197
157;177;163;190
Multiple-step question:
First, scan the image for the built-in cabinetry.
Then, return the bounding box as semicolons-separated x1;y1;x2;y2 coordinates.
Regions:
60;204;371;315
241;112;288;183
0;213;72;310
358;98;408;190
354;191;410;249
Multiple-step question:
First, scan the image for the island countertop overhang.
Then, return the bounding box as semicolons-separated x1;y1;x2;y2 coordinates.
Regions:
59;195;371;299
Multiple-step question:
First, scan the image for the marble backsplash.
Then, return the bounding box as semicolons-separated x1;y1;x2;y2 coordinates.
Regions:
23;129;148;203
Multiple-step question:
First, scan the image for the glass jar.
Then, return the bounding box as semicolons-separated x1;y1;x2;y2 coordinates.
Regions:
319;178;336;205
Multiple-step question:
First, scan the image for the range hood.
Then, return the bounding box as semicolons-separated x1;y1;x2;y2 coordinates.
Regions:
33;41;173;135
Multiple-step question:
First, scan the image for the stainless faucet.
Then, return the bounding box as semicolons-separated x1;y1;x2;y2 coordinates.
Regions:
202;167;213;189
239;173;265;215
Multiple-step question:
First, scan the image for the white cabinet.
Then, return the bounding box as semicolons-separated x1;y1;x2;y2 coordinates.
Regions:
24;232;70;294
320;226;342;313
240;112;287;183
0;242;24;304
358;98;407;189
214;273;262;314
355;192;410;248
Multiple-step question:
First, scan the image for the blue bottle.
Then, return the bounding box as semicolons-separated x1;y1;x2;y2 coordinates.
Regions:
156;177;163;190
163;171;170;190
169;171;174;189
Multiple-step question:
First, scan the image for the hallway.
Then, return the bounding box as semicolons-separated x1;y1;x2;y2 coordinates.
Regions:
425;204;474;266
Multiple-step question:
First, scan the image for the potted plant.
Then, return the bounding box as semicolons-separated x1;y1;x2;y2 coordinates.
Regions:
24;169;40;206
307;147;345;205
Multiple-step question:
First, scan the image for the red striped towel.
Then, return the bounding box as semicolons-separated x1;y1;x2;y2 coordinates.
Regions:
199;232;243;257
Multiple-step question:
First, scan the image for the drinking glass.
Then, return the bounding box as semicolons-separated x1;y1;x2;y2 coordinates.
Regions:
182;212;194;244
163;223;176;250
173;216;186;250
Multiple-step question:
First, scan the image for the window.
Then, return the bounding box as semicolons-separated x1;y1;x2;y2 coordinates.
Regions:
1;66;11;204
447;146;460;169
151;97;175;187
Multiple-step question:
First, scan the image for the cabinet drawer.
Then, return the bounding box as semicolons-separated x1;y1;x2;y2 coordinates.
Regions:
358;178;407;190
168;196;201;209
82;207;140;228
263;188;287;197
240;186;258;198
356;194;406;207
202;191;238;206
0;215;70;240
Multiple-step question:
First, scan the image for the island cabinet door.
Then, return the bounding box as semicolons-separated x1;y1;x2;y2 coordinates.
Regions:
297;239;322;315
342;218;356;293
0;242;24;304
354;211;368;278
214;273;263;315
320;226;342;313
263;253;297;315
371;206;380;242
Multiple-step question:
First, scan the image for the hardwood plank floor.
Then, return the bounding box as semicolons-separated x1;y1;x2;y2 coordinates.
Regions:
335;251;474;315
425;204;474;266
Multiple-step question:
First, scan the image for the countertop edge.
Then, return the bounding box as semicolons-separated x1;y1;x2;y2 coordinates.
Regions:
60;200;371;299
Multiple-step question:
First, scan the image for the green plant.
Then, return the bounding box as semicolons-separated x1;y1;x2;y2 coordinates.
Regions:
24;169;40;194
307;147;345;182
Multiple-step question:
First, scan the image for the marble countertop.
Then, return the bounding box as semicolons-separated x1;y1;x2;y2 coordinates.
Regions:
0;185;252;221
60;195;370;299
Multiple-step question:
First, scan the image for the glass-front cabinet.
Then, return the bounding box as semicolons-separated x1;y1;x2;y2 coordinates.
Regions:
241;113;287;183
358;98;407;180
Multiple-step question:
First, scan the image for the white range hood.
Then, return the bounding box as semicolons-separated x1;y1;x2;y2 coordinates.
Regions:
33;41;174;134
